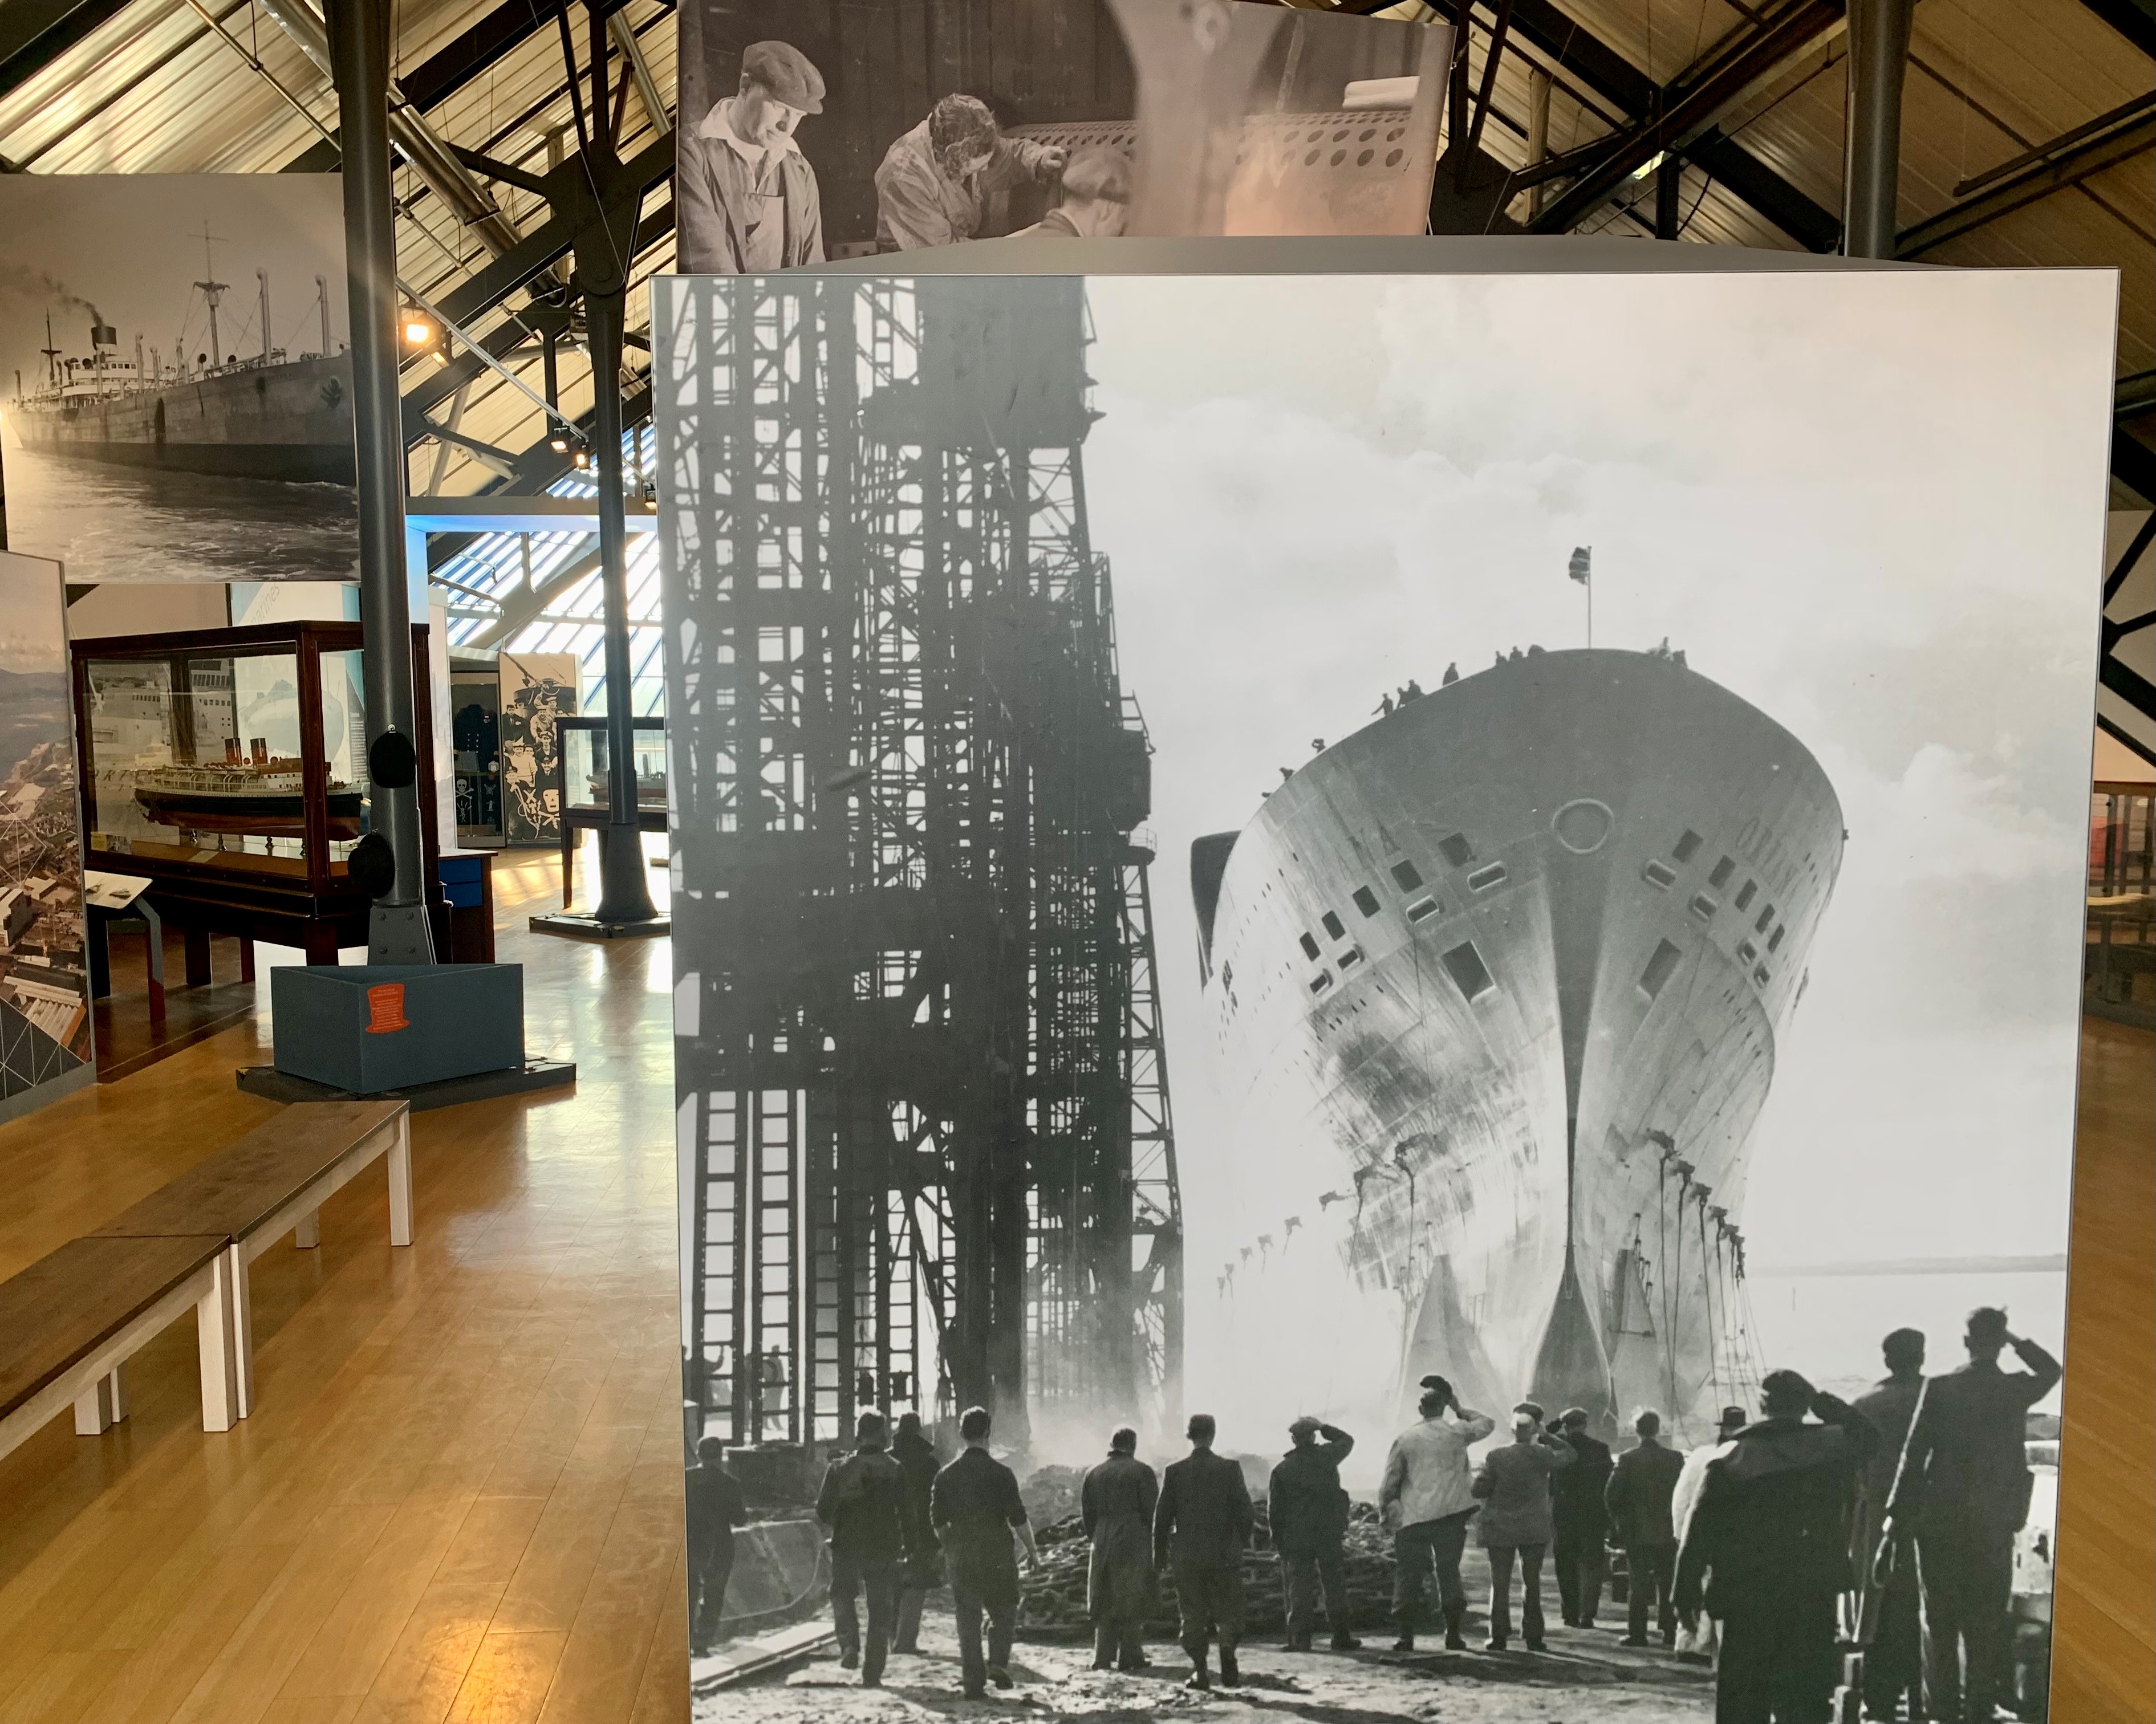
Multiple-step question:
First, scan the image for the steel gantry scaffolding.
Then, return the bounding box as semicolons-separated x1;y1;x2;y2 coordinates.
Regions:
662;271;1183;1460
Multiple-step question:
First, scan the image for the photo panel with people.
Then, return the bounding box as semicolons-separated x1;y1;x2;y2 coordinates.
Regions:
655;258;2114;1719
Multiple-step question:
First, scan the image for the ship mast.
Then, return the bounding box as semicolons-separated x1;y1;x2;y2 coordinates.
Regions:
193;221;229;368
315;275;331;356
257;269;273;361
40;314;60;387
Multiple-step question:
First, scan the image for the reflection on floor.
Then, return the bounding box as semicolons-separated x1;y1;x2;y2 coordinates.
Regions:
91;926;257;1084
0;854;2143;1723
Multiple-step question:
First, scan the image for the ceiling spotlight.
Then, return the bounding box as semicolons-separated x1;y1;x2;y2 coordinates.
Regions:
400;312;436;347
572;447;591;470
549;432;570;453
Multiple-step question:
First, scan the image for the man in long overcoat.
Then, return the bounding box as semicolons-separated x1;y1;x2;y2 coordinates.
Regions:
1082;1426;1158;1670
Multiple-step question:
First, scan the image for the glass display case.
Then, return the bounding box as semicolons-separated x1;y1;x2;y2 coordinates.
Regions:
558;715;667;819
451;668;504;847
552;716;667;909
71;621;438;955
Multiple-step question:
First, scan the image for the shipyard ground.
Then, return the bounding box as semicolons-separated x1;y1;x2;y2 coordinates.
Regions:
704;1611;1713;1723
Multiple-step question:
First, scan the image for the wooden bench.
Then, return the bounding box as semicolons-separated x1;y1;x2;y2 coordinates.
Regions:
88;1099;412;1422
0;1235;244;1458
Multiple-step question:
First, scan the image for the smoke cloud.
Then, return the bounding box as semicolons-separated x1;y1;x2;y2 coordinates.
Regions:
0;264;99;326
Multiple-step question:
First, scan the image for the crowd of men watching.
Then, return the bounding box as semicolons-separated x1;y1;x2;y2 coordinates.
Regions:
685;1306;2057;1722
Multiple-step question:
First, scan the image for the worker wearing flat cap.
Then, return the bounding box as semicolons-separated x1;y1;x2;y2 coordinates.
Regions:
1267;1416;1360;1652
678;39;827;274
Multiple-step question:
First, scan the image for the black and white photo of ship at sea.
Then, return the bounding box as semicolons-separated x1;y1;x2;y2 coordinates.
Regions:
0;176;357;587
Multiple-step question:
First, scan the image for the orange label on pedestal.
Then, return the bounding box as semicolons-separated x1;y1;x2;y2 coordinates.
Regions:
364;983;410;1034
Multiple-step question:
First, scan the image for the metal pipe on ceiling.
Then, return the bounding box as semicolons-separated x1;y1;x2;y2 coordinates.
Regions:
1841;0;1913;259
259;0;522;259
607;10;668;135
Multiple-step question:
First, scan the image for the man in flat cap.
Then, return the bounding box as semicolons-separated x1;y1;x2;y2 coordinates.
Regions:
1014;146;1133;239
874;93;1065;253
1267;1415;1359;1652
679;40;826;274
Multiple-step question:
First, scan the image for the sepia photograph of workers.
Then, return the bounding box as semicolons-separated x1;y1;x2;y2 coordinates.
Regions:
671;0;1451;273
655;263;2114;1723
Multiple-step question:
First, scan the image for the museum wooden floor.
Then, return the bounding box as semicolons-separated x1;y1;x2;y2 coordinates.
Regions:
0;853;2147;1724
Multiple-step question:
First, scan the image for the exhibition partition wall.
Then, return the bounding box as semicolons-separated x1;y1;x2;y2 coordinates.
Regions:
0;548;94;1121
655;254;2117;1708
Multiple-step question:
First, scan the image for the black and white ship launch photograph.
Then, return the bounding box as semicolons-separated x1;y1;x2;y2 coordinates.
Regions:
0;174;358;586
656;263;2110;1722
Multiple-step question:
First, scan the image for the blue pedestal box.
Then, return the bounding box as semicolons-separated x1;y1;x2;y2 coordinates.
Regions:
271;964;524;1093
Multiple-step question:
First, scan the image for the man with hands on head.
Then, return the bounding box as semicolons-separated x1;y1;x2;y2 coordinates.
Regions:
1882;1308;2060;1724
1381;1373;1496;1652
1268;1414;1361;1652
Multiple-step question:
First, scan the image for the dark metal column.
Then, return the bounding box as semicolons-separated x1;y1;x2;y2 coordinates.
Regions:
1655;154;1684;240
1842;0;1915;259
583;282;659;925
326;0;433;962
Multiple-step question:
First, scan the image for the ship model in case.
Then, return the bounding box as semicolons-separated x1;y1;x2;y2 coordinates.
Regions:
1195;646;1842;1434
131;737;364;841
71;621;438;964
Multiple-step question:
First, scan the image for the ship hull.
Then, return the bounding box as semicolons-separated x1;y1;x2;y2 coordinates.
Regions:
10;353;355;485
136;788;363;839
1198;650;1841;1438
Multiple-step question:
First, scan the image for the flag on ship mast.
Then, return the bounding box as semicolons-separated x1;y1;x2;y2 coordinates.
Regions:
1568;547;1591;583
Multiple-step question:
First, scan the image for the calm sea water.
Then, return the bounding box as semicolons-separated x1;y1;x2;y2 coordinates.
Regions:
1747;1268;2068;1408
1;436;356;585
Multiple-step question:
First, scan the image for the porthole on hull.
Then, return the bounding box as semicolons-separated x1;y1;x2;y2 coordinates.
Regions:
1552;798;1615;854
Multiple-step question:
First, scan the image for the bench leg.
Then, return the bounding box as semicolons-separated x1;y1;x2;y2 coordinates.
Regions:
196;1251;241;1433
229;1245;255;1420
295;1209;320;1249
388;1115;414;1247
73;1367;128;1436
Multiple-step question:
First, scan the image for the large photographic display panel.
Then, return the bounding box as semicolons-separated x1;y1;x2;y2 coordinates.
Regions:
675;0;1449;272
0;175;356;587
0;549;94;1119
497;650;580;845
654;265;2113;1710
